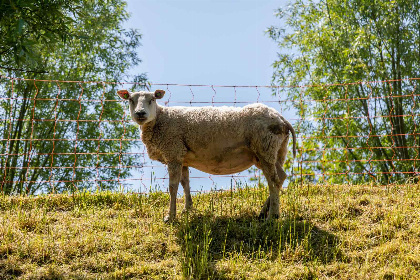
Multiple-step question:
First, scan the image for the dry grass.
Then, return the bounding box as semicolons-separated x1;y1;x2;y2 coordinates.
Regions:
0;183;419;279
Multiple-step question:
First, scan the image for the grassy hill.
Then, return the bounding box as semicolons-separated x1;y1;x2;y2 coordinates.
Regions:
0;183;419;279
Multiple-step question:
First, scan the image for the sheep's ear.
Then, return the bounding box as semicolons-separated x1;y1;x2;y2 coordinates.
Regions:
154;89;165;99
117;89;130;100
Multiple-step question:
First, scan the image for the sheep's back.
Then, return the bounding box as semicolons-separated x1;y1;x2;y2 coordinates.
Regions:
162;103;284;144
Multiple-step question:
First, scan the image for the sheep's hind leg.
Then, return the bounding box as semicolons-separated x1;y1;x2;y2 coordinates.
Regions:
256;161;270;219
259;196;271;220
181;166;193;212
259;162;287;219
260;160;283;219
276;161;287;194
164;162;182;223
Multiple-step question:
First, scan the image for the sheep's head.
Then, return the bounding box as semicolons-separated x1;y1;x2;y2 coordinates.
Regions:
117;89;165;125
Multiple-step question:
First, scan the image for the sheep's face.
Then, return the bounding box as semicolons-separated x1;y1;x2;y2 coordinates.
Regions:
117;89;165;125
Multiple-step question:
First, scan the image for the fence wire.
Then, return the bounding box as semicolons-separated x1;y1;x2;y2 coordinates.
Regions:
0;76;419;194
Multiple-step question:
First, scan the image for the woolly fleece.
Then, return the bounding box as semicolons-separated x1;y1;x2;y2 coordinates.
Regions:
141;103;296;175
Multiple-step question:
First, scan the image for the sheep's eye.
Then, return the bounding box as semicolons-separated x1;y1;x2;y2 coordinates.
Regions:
149;99;155;105
128;99;134;104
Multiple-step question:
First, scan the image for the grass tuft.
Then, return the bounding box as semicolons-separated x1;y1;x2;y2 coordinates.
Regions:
0;183;419;279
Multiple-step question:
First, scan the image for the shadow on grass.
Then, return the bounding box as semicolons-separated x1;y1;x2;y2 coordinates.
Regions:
175;211;344;279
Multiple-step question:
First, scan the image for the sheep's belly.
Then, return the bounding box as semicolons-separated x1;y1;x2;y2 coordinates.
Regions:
183;146;256;175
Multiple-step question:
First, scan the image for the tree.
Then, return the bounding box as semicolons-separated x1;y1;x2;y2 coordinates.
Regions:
0;0;146;194
0;0;82;70
269;0;420;184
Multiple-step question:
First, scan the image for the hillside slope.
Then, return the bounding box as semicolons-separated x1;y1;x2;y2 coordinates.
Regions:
0;183;419;279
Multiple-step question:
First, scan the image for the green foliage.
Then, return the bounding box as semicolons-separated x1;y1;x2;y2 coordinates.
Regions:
269;0;420;184
0;0;82;69
0;0;146;194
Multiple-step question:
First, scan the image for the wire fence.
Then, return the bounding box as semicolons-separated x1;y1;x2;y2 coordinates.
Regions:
1;76;419;195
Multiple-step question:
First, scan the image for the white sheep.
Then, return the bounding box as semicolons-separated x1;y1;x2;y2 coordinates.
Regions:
118;89;296;222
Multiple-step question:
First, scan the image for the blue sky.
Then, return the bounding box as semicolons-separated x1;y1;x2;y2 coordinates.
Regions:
124;0;286;86
122;0;293;192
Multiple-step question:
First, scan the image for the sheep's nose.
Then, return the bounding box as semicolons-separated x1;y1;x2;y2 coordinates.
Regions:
135;111;147;118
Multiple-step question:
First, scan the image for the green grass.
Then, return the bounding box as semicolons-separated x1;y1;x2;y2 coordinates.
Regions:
0;183;419;279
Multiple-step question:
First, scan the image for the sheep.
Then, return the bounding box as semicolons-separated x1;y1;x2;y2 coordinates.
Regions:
117;89;296;222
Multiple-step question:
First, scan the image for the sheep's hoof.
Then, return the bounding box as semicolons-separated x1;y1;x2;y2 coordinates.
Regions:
267;213;280;220
181;207;194;214
258;209;269;220
164;214;175;224
259;203;270;220
258;212;267;221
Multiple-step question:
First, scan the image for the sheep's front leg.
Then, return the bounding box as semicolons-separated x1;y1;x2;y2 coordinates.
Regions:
181;166;193;212
164;162;182;223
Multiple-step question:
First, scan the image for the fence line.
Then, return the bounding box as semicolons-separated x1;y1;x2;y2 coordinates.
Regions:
2;74;420;87
1;76;419;194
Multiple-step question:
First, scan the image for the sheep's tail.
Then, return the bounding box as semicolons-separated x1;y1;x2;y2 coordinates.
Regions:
285;119;297;159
